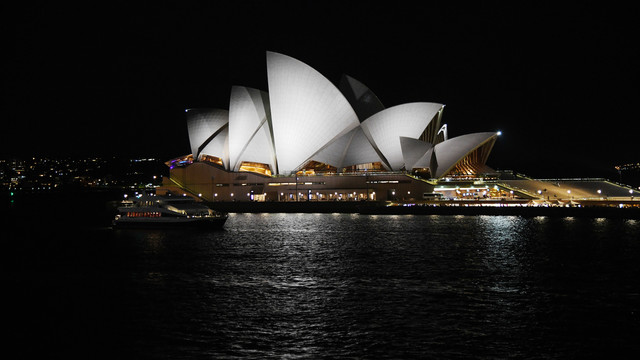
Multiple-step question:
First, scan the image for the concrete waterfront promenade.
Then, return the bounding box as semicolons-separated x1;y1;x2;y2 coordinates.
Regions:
206;200;640;219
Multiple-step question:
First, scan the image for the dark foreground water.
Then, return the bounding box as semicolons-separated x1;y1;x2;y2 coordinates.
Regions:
4;200;640;358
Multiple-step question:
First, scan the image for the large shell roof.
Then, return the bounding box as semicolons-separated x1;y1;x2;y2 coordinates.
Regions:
185;108;228;161
360;102;443;170
415;132;498;178
228;86;274;172
185;52;498;177
266;51;360;174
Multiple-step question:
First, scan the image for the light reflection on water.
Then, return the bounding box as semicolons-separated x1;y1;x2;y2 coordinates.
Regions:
10;213;640;358
116;214;638;358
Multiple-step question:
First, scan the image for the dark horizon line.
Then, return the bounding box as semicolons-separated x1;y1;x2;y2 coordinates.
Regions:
2;153;636;182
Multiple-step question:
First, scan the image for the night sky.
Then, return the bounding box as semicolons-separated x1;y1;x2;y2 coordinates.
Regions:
4;1;639;178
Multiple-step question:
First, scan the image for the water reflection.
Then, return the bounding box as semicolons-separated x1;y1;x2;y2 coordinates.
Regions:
101;214;640;358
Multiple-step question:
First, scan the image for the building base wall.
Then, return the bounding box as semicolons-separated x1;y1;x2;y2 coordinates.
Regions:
160;162;435;202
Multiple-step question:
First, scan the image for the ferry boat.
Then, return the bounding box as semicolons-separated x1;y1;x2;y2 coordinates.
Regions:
112;194;227;228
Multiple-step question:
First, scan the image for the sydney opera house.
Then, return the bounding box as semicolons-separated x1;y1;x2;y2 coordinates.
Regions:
157;51;506;203
155;51;640;210
159;52;498;201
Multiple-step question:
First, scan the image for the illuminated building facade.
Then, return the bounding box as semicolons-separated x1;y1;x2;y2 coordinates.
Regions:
160;52;502;202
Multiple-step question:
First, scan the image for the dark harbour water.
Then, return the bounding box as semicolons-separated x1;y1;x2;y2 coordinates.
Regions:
4;197;640;359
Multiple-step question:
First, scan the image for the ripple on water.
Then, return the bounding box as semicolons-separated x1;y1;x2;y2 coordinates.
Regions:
10;213;640;358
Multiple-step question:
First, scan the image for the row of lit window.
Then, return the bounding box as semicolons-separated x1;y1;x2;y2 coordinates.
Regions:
215;181;328;187
126;212;161;218
268;182;327;186
365;180;411;184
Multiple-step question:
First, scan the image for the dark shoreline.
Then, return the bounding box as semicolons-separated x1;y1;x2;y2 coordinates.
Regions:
357;204;640;219
205;201;640;219
3;191;639;220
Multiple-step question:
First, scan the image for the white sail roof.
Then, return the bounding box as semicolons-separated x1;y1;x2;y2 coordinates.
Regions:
341;126;384;168
266;51;360;174
306;127;357;169
186;108;229;161
309;126;383;169
182;52;499;179
400;136;433;170
415;132;498;178
360;102;443;170
199;126;229;167
228;86;275;172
